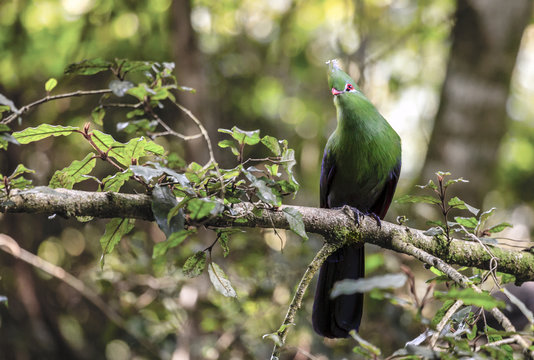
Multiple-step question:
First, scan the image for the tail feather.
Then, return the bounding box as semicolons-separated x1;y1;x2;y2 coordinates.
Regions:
312;244;364;338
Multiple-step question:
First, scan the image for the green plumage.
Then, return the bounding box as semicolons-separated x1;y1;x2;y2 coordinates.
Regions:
312;60;402;338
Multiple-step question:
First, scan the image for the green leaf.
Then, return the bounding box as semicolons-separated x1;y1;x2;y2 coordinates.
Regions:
99;218;135;266
151;185;184;238
396;194;440;205
454;216;478;229
49;153;96;189
208;262;237;298
215;229;241;257
9;164;35;178
281;148;299;192
183;251;207;278
444;177;469;187
101;170;132;192
91;107;105;126
45;78;57;92
117;119;157;134
431;299;455;327
218;139;239;156
261;135;281;156
187;198;222;220
0;105;11;114
282;207;308;240
219;126;260;145
331;273;407;298
434;288;505;310
448;197;479;215
13;124;79;144
487;222;513;234
152;229;194;259
126;84;151;101
429;266;446;276
416;179;438;191
349;331;381;356
64;58;112;75
115;59;155;75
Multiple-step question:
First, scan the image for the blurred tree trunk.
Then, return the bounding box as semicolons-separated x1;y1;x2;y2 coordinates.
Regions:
170;0;217;164
421;0;532;207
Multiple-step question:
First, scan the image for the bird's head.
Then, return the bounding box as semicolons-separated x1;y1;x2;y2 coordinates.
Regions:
326;59;359;97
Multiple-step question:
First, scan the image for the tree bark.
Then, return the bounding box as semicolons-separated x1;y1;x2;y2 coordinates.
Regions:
421;0;532;207
3;187;534;282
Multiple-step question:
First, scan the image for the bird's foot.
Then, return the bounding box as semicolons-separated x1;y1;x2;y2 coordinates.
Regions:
340;205;365;227
339;206;382;228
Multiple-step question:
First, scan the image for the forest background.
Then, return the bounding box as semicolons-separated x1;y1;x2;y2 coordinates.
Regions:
1;0;534;359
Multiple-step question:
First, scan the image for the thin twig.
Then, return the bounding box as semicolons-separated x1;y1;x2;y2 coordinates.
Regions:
270;241;343;359
2;89;112;125
430;299;464;348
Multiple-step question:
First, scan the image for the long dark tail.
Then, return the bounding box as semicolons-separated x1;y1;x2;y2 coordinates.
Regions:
312;244;364;338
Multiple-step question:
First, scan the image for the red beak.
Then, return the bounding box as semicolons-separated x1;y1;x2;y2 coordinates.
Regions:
331;87;343;96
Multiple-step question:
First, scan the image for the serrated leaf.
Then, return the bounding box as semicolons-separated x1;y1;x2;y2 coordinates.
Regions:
282;207;308;240
183;251;206;278
434;288;505;310
49;153;96;189
487;222;512;234
261;135;281;156
13;124;79;144
396;194;441;204
109;80;134;97
91;106;105;126
45;78;57;92
331;273;407;298
64;58;112;75
101;169;132;192
99;218;135;266
152;229;194;259
454;216;478;229
151;185;184;238
208;262;237;298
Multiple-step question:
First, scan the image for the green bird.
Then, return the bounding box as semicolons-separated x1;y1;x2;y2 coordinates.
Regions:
312;60;402;338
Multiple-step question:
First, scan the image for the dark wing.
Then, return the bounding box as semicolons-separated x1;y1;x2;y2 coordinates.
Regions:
370;158;401;219
319;148;336;209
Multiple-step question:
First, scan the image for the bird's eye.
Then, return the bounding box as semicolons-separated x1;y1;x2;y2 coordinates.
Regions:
345;83;354;91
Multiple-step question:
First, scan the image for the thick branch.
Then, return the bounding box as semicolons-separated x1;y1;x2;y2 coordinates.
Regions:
2;187;534;282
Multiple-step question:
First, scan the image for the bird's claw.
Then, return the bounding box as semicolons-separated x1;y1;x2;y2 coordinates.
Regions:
340;206;381;228
366;212;382;228
341;205;365;227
